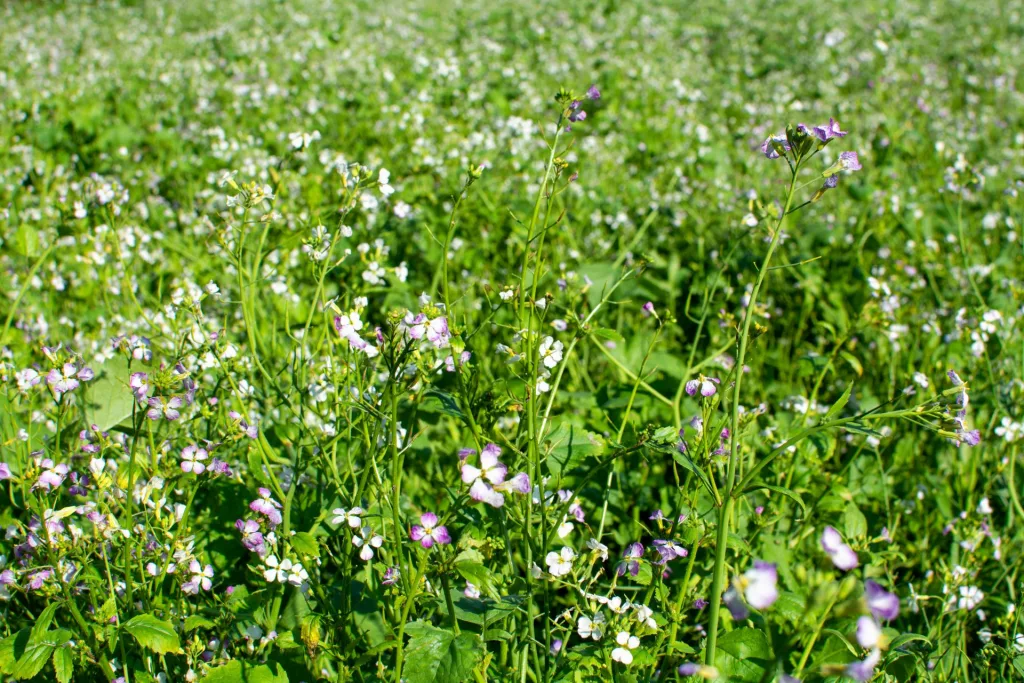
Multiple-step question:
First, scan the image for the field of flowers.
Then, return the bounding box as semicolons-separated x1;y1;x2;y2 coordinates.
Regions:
1;0;1023;681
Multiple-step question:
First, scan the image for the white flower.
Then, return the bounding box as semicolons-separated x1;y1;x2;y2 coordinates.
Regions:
633;604;657;630
352;527;383;561
332;507;364;528
976;498;993;515
545;546;575;577
287;561;309;586
577;613;605;640
611;631;640;665
538;336;564;369
263;555;292;583
958;585;984;611
378;168;395;196
587;538;609;561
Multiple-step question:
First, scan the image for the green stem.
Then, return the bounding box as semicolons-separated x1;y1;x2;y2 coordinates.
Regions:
705;159;801;665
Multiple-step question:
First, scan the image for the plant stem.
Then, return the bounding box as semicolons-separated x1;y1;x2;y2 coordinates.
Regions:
705;159;801;665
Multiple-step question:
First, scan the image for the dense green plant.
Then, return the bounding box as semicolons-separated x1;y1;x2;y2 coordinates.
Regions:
1;1;1023;681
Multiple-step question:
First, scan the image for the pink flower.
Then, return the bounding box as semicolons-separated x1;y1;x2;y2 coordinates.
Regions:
409;512;451;549
460;444;529;508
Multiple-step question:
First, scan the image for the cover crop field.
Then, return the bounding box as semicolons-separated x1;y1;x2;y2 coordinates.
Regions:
0;0;1023;681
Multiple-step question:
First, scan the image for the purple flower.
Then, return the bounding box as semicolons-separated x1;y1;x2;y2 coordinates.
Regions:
642;301;656;317
409;512;451;549
813;118;848;141
382;566;400;585
616;542;644;577
821;526;858;571
678;663;700;676
864;580;899;621
461;443;528;508
569;109;587;123
236;519;266;555
761;134;791;159
0;463;11;480
147;396;183;421
130;372;149;402
250;488;283;527
426;316;451;349
180;445;209;474
838;151;862;172
652;539;688;564
35;459;68;491
46;362;93;398
586;85;601;100
685;375;720;397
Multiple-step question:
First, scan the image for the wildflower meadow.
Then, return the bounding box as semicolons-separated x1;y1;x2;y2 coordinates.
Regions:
2;0;1023;681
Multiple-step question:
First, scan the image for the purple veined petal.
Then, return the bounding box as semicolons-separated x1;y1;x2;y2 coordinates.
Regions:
462;464;482;484
485;488;506;508
839;151;862;172
824;174;839;189
700;379;718;397
420;512;438;527
485;461;508;485
469;479;493;503
433;526;451;545
420;534;435;549
864;580;900;621
947;369;964;386
506;472;531;494
685;380;699;396
481;443;502;465
586;84;600;100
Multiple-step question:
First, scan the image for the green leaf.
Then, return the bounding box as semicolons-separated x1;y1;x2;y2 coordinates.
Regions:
843;502;868;540
669;448;716;499
1013;656;1024;677
184;615;216;632
423;390;464;418
591;327;624;343
454;550;498;599
11;630;69;680
889;632;931;650
403;622;483;683
53;647;73;683
630;562;653;586
714;628;772;683
545;422;608;475
291;531;320;558
83;358;136;431
123;614;182;654
822;383;853;422
30;603;60;642
202;661;289;682
0;630;30;676
743;481;806;515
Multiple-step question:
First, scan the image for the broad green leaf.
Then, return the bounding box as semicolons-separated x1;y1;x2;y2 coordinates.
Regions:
714;628;772;683
83;358;136;431
11;630;69;680
184;615;216;632
291;531;320;558
202;661;289;682
30;603;60;642
53;647;73;683
545;422;607;475
843;502;868;540
403;622;483;683
123;614;182;654
0;630;30;675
